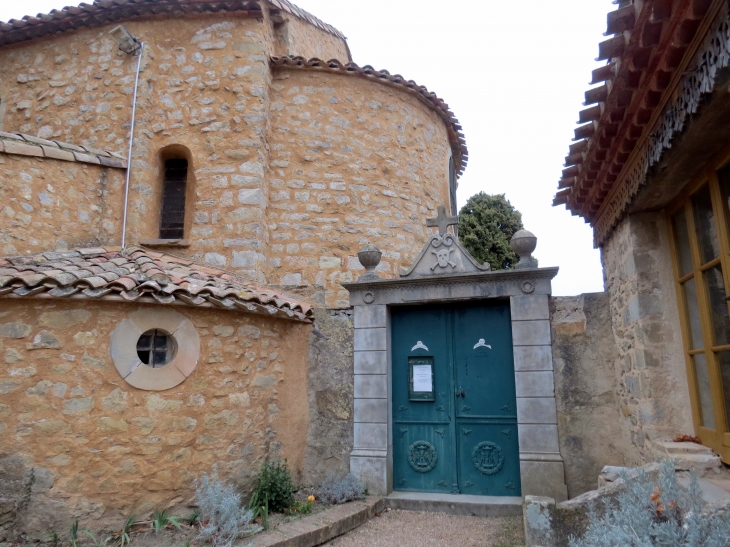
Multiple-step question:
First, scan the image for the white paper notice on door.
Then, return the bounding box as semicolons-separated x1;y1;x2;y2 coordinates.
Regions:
412;364;433;393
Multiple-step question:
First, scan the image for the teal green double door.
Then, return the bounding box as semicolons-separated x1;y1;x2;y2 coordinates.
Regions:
392;301;520;496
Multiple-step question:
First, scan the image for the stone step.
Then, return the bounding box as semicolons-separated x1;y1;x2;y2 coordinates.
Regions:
678;477;730;504
385;491;522;517
653;441;714;455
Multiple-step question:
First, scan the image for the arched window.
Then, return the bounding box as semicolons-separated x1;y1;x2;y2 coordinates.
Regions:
159;157;188;239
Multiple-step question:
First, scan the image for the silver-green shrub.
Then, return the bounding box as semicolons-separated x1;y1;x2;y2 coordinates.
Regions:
317;472;365;504
195;469;262;547
570;460;730;547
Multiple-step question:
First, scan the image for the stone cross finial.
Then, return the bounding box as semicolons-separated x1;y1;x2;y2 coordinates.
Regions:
426;206;458;236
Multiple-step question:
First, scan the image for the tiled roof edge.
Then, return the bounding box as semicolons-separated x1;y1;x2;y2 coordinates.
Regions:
267;0;347;41
0;131;126;168
270;56;469;178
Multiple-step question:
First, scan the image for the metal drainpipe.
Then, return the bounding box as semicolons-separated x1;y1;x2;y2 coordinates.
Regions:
120;42;144;249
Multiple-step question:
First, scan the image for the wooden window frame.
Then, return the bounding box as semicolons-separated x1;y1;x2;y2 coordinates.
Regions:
666;143;730;461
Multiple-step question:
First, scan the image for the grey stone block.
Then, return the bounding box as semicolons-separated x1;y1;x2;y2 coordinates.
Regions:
510;295;549;321
517;397;558;424
512;320;551;346
514;345;553;371
354;305;387;329
354;351;387;374
354;423;388;450
351;455;388;496
354;328;387;351
354;374;387;399
515;371;555;398
354;399;388;423
520;461;568;502
523;495;556;547
518;424;561;454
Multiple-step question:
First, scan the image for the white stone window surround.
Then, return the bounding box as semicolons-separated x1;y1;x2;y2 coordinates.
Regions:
110;308;200;391
342;268;568;501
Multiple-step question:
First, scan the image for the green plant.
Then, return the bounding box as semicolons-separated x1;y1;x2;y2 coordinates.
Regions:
285;500;312;516
458;192;525;270
111;513;136;547
49;529;61;547
316;473;365;505
152;509;183;534
250;460;295;514
70;520;79;547
184;509;200;526
196;468;261;547
81;529;106;547
570;460;730;546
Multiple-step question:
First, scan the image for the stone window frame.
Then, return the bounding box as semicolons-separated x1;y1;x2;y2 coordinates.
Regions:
110;308;200;391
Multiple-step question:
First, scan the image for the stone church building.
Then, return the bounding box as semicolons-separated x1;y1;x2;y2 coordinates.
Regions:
1;0;729;541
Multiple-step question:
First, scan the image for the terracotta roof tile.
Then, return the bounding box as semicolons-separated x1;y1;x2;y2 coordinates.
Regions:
0;0;345;49
270;56;468;178
0;246;313;323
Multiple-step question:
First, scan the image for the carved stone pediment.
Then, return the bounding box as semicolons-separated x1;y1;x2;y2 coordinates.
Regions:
401;234;491;278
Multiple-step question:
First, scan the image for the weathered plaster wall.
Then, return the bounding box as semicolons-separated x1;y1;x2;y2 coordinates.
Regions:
274;16;350;61
302;308;354;486
600;211;694;463
0;299;310;540
268;69;450;306
551;293;629;497
0;154;125;256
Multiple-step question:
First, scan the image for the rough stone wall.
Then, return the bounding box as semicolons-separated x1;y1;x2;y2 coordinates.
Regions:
551;293;629;497
0;16;275;283
274;16;350;61
0;154;125;256
600;211;694;463
0;299;310;540
268;70;450;306
302;308;354;487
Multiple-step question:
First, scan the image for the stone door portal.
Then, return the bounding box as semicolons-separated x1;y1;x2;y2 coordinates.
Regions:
391;301;520;496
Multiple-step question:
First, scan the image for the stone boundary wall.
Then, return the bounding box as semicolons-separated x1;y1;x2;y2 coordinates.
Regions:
0;132;126;167
551;293;629;498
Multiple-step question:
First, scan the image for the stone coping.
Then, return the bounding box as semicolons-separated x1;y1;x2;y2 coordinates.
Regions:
342;266;559;291
247;497;384;547
0;131;126;168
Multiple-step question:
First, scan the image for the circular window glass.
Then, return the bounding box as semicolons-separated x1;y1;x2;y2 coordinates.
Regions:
136;329;177;368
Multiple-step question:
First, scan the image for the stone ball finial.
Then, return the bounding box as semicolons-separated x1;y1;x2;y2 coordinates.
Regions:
357;245;382;281
510;229;537;270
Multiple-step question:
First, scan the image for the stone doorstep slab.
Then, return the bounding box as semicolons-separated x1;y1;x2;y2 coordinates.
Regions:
246;497;385;547
385;491;523;517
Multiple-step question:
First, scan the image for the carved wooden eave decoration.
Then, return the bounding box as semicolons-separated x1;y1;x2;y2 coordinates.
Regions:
399;233;491;278
553;0;727;247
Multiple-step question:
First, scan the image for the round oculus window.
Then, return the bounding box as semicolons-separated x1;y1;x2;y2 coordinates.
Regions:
136;329;177;368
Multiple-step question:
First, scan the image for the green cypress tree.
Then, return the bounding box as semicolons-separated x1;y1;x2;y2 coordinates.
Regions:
457;192;524;270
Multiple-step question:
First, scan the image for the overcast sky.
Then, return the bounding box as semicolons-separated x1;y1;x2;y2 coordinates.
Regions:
0;1;610;296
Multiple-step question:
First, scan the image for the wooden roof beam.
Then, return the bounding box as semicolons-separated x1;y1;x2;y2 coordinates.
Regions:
579;105;602;124
597;35;626;60
574;123;595;140
564;153;584;167
652;0;673;21
606;4;637;35
591;63;617;84
570;140;589;154
584;84;609;105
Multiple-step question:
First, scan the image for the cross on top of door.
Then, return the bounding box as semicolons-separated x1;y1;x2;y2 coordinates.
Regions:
426;206;458;236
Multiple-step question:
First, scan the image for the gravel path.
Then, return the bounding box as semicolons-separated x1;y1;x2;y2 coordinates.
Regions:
323;509;524;547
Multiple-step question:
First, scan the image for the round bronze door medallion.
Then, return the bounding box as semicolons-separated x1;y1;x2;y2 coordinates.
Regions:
472;441;505;475
408;440;438;473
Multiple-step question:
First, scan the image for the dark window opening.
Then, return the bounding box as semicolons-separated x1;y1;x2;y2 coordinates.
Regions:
159;158;188;239
136;329;176;368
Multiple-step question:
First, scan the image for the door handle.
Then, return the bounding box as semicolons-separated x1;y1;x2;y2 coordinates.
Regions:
455;388;465;397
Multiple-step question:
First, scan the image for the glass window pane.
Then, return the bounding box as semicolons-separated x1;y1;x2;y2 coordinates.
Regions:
703;265;730;347
692;185;721;264
683;278;704;349
718;351;730;431
672;208;694;277
694;353;716;429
